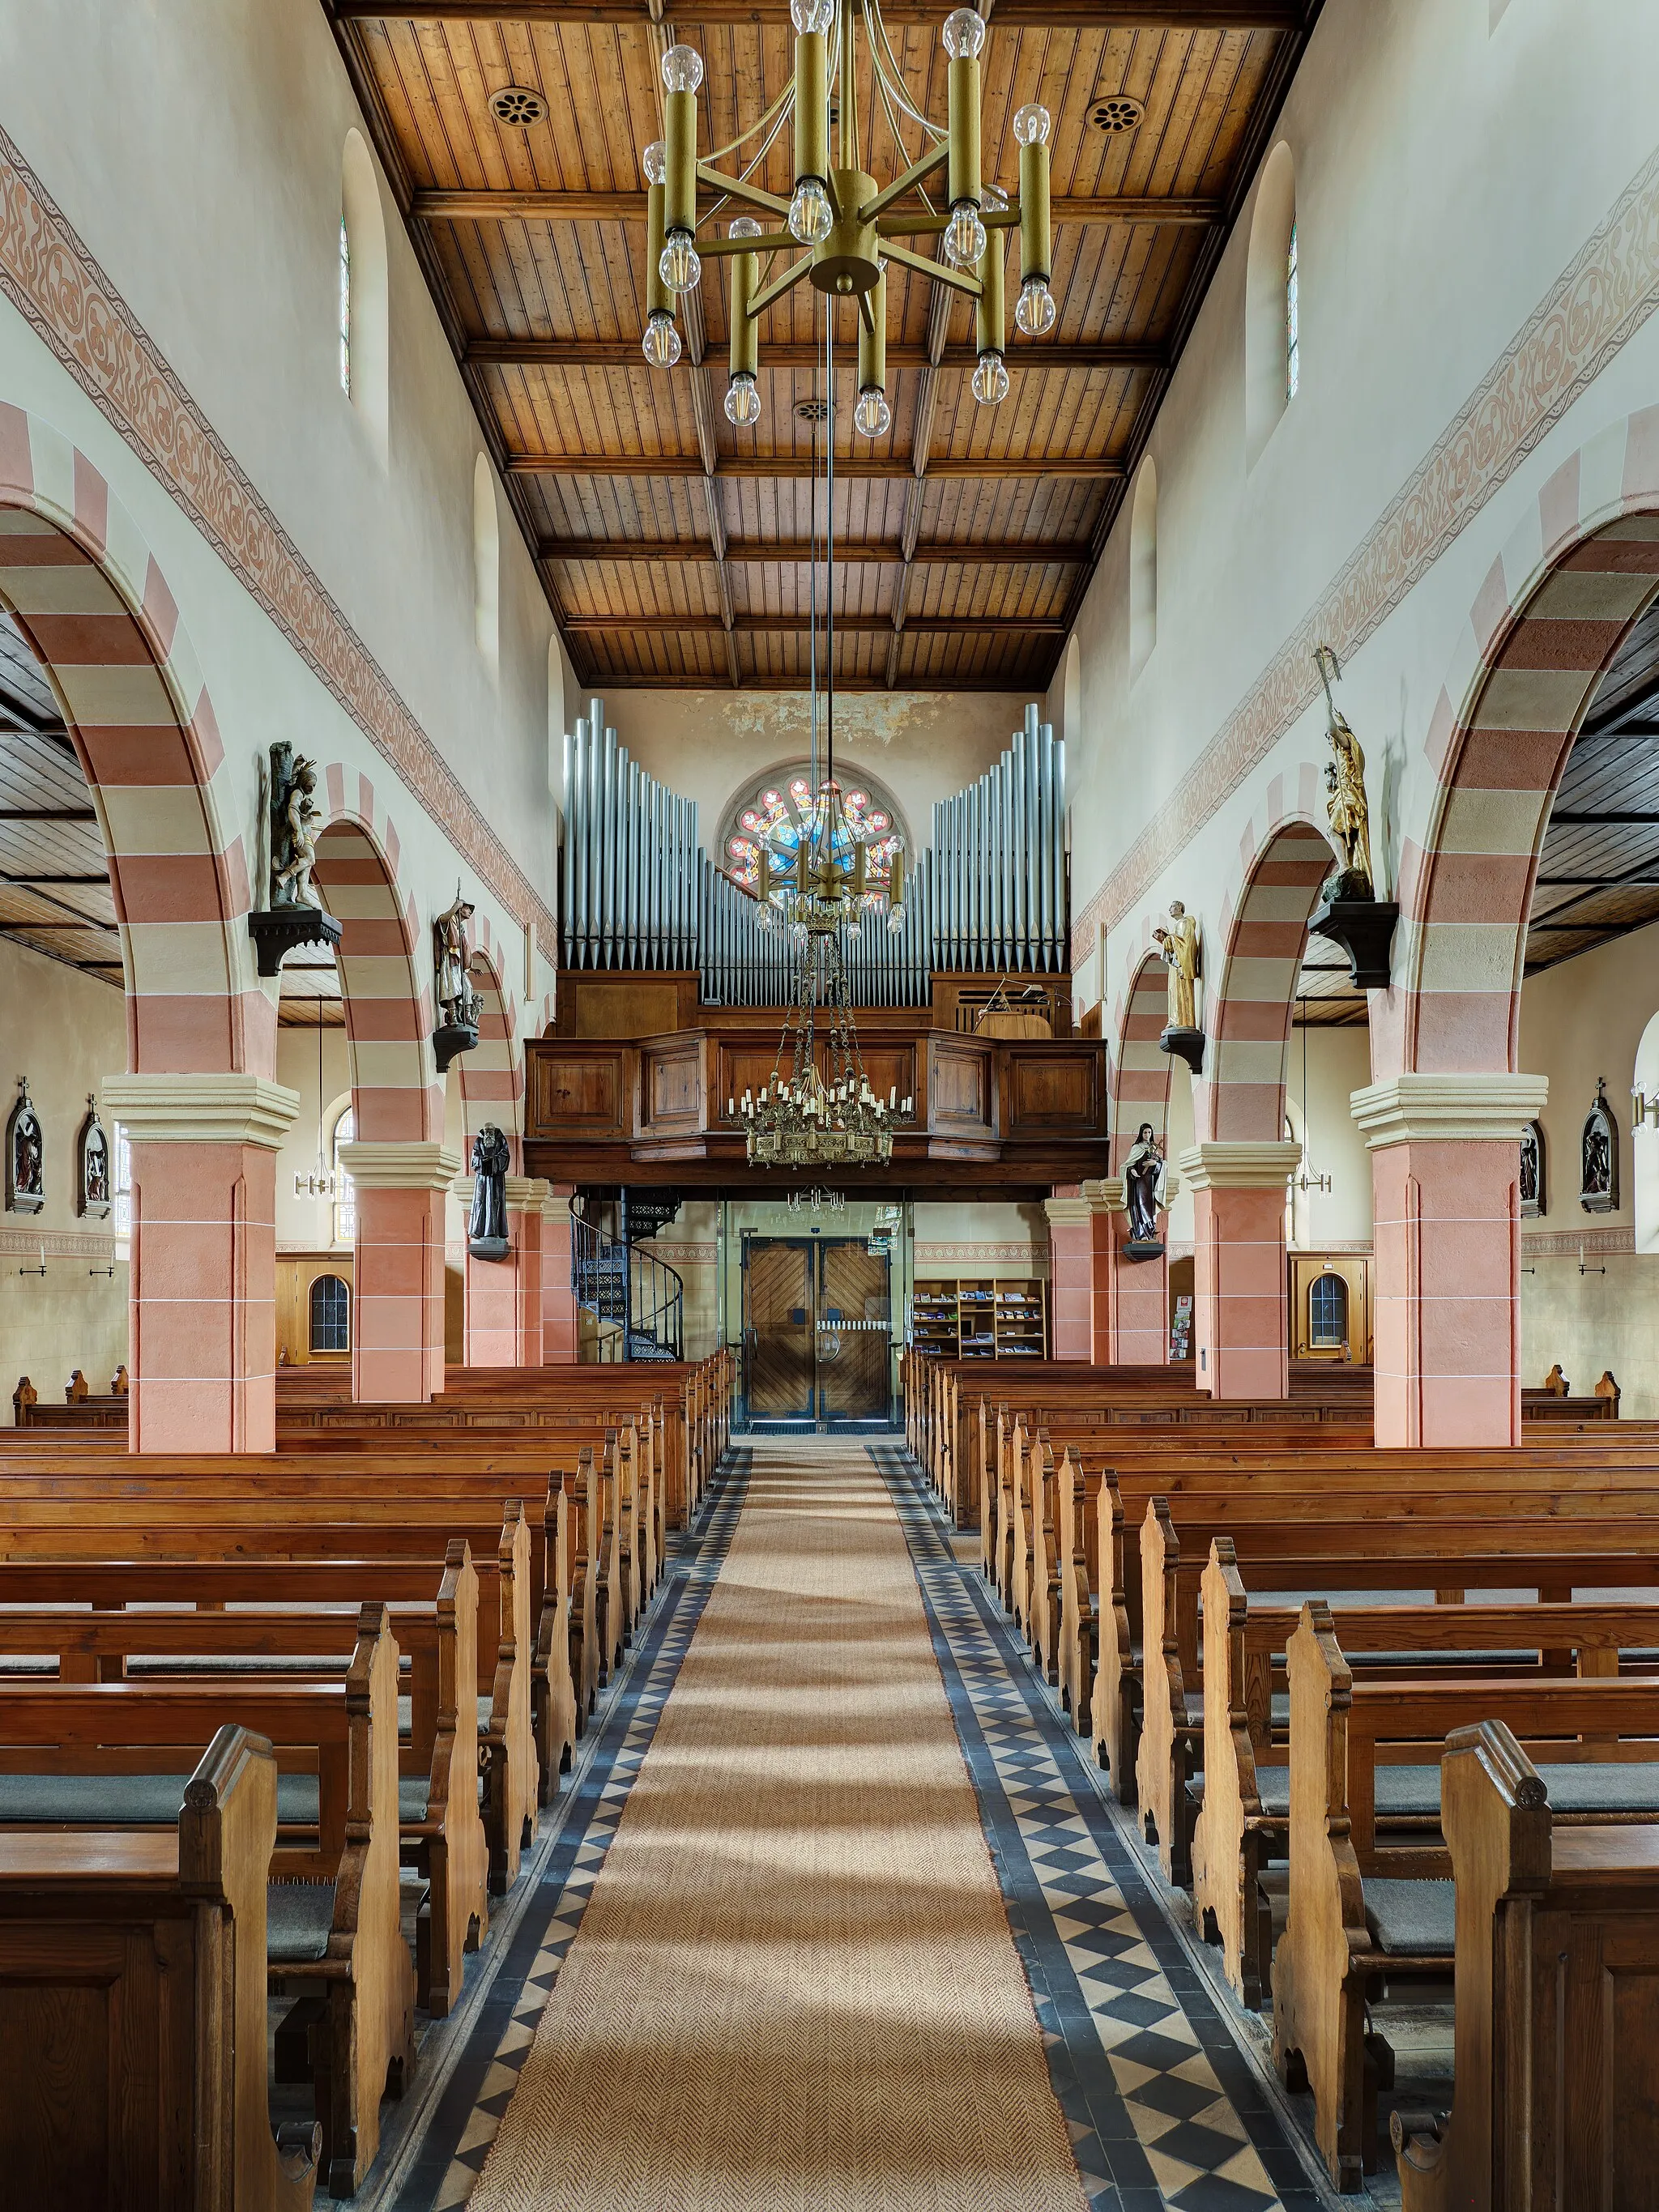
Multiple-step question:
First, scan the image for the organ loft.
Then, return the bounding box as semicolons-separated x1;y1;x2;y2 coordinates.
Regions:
0;3;1657;2207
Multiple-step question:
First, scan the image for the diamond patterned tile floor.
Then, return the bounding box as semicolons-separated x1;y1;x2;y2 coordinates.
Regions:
367;1438;1337;2212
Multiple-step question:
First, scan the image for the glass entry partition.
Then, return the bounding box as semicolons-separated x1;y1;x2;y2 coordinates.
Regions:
731;1204;906;1426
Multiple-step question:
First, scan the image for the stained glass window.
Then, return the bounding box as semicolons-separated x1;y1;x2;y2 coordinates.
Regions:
721;766;905;901
310;1273;352;1354
1286;219;1299;401
1308;1270;1346;1349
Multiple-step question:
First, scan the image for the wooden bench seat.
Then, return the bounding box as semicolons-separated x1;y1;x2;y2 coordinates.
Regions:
1191;1539;1659;2005
1269;1606;1659;2191
1393;1720;1659;2212
0;1605;413;2196
0;1722;322;2210
0;1491;544;1896
0;1548;487;2017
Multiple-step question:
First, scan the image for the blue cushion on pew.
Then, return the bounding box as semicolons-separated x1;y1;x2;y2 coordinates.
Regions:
1364;1878;1456;1956
1536;1764;1659;1813
1253;1765;1441;1819
0;1773;190;1822
128;1657;348;1676
272;1775;432;1825
267;1882;337;1965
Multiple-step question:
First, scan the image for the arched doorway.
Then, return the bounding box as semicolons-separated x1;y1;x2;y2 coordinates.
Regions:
0;407;279;1448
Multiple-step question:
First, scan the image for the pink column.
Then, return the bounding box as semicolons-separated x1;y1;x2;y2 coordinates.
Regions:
1044;1191;1112;1362
462;1175;548;1368
337;1141;460;1403
540;1187;578;1364
1353;1076;1546;1447
103;1075;299;1454
1179;1142;1300;1399
1085;1173;1175;1366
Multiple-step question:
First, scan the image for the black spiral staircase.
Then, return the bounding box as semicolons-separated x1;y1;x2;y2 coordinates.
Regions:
570;1189;684;1362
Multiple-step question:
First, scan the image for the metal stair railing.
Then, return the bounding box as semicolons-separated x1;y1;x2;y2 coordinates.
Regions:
570;1192;684;1362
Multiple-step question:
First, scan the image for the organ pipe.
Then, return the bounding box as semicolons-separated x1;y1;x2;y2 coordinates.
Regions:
559;695;1065;999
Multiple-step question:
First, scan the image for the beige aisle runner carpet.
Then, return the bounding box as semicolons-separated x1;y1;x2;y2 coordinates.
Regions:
471;1439;1088;2212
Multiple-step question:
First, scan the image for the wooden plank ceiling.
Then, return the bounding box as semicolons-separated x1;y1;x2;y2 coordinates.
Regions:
322;0;1321;690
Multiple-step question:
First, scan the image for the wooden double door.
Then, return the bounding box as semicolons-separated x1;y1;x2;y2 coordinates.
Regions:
743;1238;892;1423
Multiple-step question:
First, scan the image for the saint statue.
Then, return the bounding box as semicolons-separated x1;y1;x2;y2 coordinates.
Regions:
434;887;482;1034
468;1123;511;1253
1315;644;1375;900
269;744;323;910
1123;1123;1168;1247
1154;901;1201;1033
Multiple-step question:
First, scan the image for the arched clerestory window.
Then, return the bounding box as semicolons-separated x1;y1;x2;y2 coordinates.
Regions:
1128;457;1158;680
340;130;389;466
1245;142;1297;468
474;454;501;675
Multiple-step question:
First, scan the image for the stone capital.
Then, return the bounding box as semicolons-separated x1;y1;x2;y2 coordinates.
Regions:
336;1140;462;1192
504;1176;550;1212
1177;1140;1302;1191
1043;1195;1094;1230
102;1074;301;1150
1081;1177;1125;1213
1349;1072;1549;1149
540;1189;576;1226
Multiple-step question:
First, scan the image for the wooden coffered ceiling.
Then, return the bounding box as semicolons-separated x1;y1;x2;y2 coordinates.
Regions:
322;0;1322;691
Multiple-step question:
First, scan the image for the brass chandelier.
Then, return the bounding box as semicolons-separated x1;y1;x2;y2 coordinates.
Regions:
638;0;1056;428
736;775;915;1167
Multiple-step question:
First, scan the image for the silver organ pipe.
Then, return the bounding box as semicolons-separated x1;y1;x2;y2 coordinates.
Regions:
559;696;1065;999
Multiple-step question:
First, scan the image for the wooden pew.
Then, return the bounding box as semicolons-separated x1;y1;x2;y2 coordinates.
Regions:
1269;1605;1659;2191
13;1366;130;1429
1393;1720;1659;2212
0;1720;321;2210
0;1481;544;1896
1123;1485;1659;1875
0;1605;414;2196
1191;1538;1659;2007
0;1545;488;2018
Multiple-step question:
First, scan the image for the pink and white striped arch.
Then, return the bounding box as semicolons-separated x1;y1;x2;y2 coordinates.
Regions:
1109;952;1174;1170
0;405;260;1076
313;792;441;1144
1202;805;1336;1144
458;936;524;1174
1388;410;1659;1079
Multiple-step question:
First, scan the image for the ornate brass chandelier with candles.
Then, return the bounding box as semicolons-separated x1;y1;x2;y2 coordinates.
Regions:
735;770;915;1169
638;0;1055;429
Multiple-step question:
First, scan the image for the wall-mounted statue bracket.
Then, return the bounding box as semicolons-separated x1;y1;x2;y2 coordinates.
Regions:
1307;892;1398;991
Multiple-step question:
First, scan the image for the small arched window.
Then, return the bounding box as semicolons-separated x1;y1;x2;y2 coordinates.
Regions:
309;1273;352;1354
340;130;389;464
474;454;501;674
1128;458;1158;680
332;1106;356;1246
1245;142;1297;467
1308;1271;1347;1349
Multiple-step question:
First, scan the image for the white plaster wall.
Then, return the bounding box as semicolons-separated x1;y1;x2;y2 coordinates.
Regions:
912;1200;1049;1280
1061;0;1659;1065
592;691;1040;861
0;940;127;1418
273;1022;354;1252
0;0;561;1038
1287;1025;1374;1249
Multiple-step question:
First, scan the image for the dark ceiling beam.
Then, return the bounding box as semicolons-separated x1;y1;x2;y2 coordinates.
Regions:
573;669;1048;691
1548;812;1659;825
419;190;1222;229
539;537;1089;564
0;873;109;886
0;808;98;822
336;2;1300;26
506;453;1121;479
560;612;1067;634
469;335;1163;370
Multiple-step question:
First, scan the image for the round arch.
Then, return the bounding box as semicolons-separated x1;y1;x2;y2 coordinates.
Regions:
1203;817;1339;1141
1398;504;1659;1079
1111;948;1176;1169
0;403;256;1075
456;942;522;1172
310;808;441;1143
